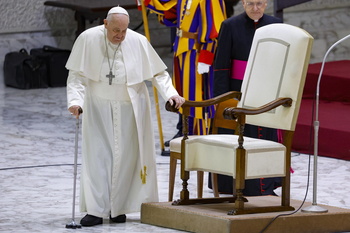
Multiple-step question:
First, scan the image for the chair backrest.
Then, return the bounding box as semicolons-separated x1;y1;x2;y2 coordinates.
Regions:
211;98;238;134
238;23;314;131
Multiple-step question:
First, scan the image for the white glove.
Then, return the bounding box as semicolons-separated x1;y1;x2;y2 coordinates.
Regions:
197;62;210;74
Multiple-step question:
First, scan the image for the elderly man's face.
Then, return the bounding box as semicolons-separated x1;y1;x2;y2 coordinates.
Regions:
242;0;268;21
104;14;129;44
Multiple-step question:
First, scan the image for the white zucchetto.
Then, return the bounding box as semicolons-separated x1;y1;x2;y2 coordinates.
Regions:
107;6;129;17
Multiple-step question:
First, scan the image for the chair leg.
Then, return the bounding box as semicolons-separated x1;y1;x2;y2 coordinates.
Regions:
197;171;203;198
234;148;246;212
211;173;219;197
168;154;177;202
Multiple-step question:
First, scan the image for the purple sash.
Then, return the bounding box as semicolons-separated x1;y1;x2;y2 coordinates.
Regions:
231;59;247;80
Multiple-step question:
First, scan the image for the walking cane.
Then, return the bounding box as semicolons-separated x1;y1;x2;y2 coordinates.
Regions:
66;108;82;229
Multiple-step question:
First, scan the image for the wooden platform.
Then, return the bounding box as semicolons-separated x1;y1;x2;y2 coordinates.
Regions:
141;196;350;233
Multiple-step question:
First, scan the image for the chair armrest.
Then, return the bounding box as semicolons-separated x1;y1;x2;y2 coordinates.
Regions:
223;97;292;120
165;91;242;114
223;97;292;148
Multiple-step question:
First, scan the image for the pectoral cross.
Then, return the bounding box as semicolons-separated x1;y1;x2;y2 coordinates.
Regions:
106;71;115;85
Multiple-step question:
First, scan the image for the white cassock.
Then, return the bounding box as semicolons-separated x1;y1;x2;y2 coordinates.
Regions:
66;25;178;218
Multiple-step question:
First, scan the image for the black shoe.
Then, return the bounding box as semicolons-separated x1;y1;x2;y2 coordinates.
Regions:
164;131;183;147
110;214;126;223
80;214;103;227
161;150;170;156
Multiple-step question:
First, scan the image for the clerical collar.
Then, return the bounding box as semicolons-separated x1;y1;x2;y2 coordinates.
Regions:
244;12;263;23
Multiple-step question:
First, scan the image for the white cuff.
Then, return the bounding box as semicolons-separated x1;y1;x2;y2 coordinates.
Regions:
197;62;210;74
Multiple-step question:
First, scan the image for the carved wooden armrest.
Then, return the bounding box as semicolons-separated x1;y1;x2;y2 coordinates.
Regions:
165;91;242;114
223;97;292;120
223;97;292;148
165;91;242;140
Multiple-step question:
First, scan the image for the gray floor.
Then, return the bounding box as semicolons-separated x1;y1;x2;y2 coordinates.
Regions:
1;80;350;233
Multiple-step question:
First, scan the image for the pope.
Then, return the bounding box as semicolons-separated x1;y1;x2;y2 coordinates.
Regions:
66;6;185;227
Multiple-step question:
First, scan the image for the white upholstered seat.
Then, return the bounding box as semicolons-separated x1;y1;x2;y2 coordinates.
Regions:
185;134;286;179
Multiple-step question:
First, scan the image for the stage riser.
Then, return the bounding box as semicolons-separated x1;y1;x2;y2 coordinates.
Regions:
141;196;350;233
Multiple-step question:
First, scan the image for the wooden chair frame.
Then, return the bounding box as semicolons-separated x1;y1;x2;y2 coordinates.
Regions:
166;92;242;205
166;93;295;215
168;92;239;202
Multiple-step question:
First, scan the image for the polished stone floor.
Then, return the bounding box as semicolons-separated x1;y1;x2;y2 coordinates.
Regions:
1;80;350;233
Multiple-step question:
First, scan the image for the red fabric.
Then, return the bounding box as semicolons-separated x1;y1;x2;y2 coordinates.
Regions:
293;100;350;160
302;60;350;102
292;60;350;160
198;50;214;65
164;7;177;20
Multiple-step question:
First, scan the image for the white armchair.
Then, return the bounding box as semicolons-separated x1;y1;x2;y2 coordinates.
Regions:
166;23;314;215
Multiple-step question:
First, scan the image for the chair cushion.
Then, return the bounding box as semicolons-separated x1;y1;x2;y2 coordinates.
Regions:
184;134;286;179
170;136;200;153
